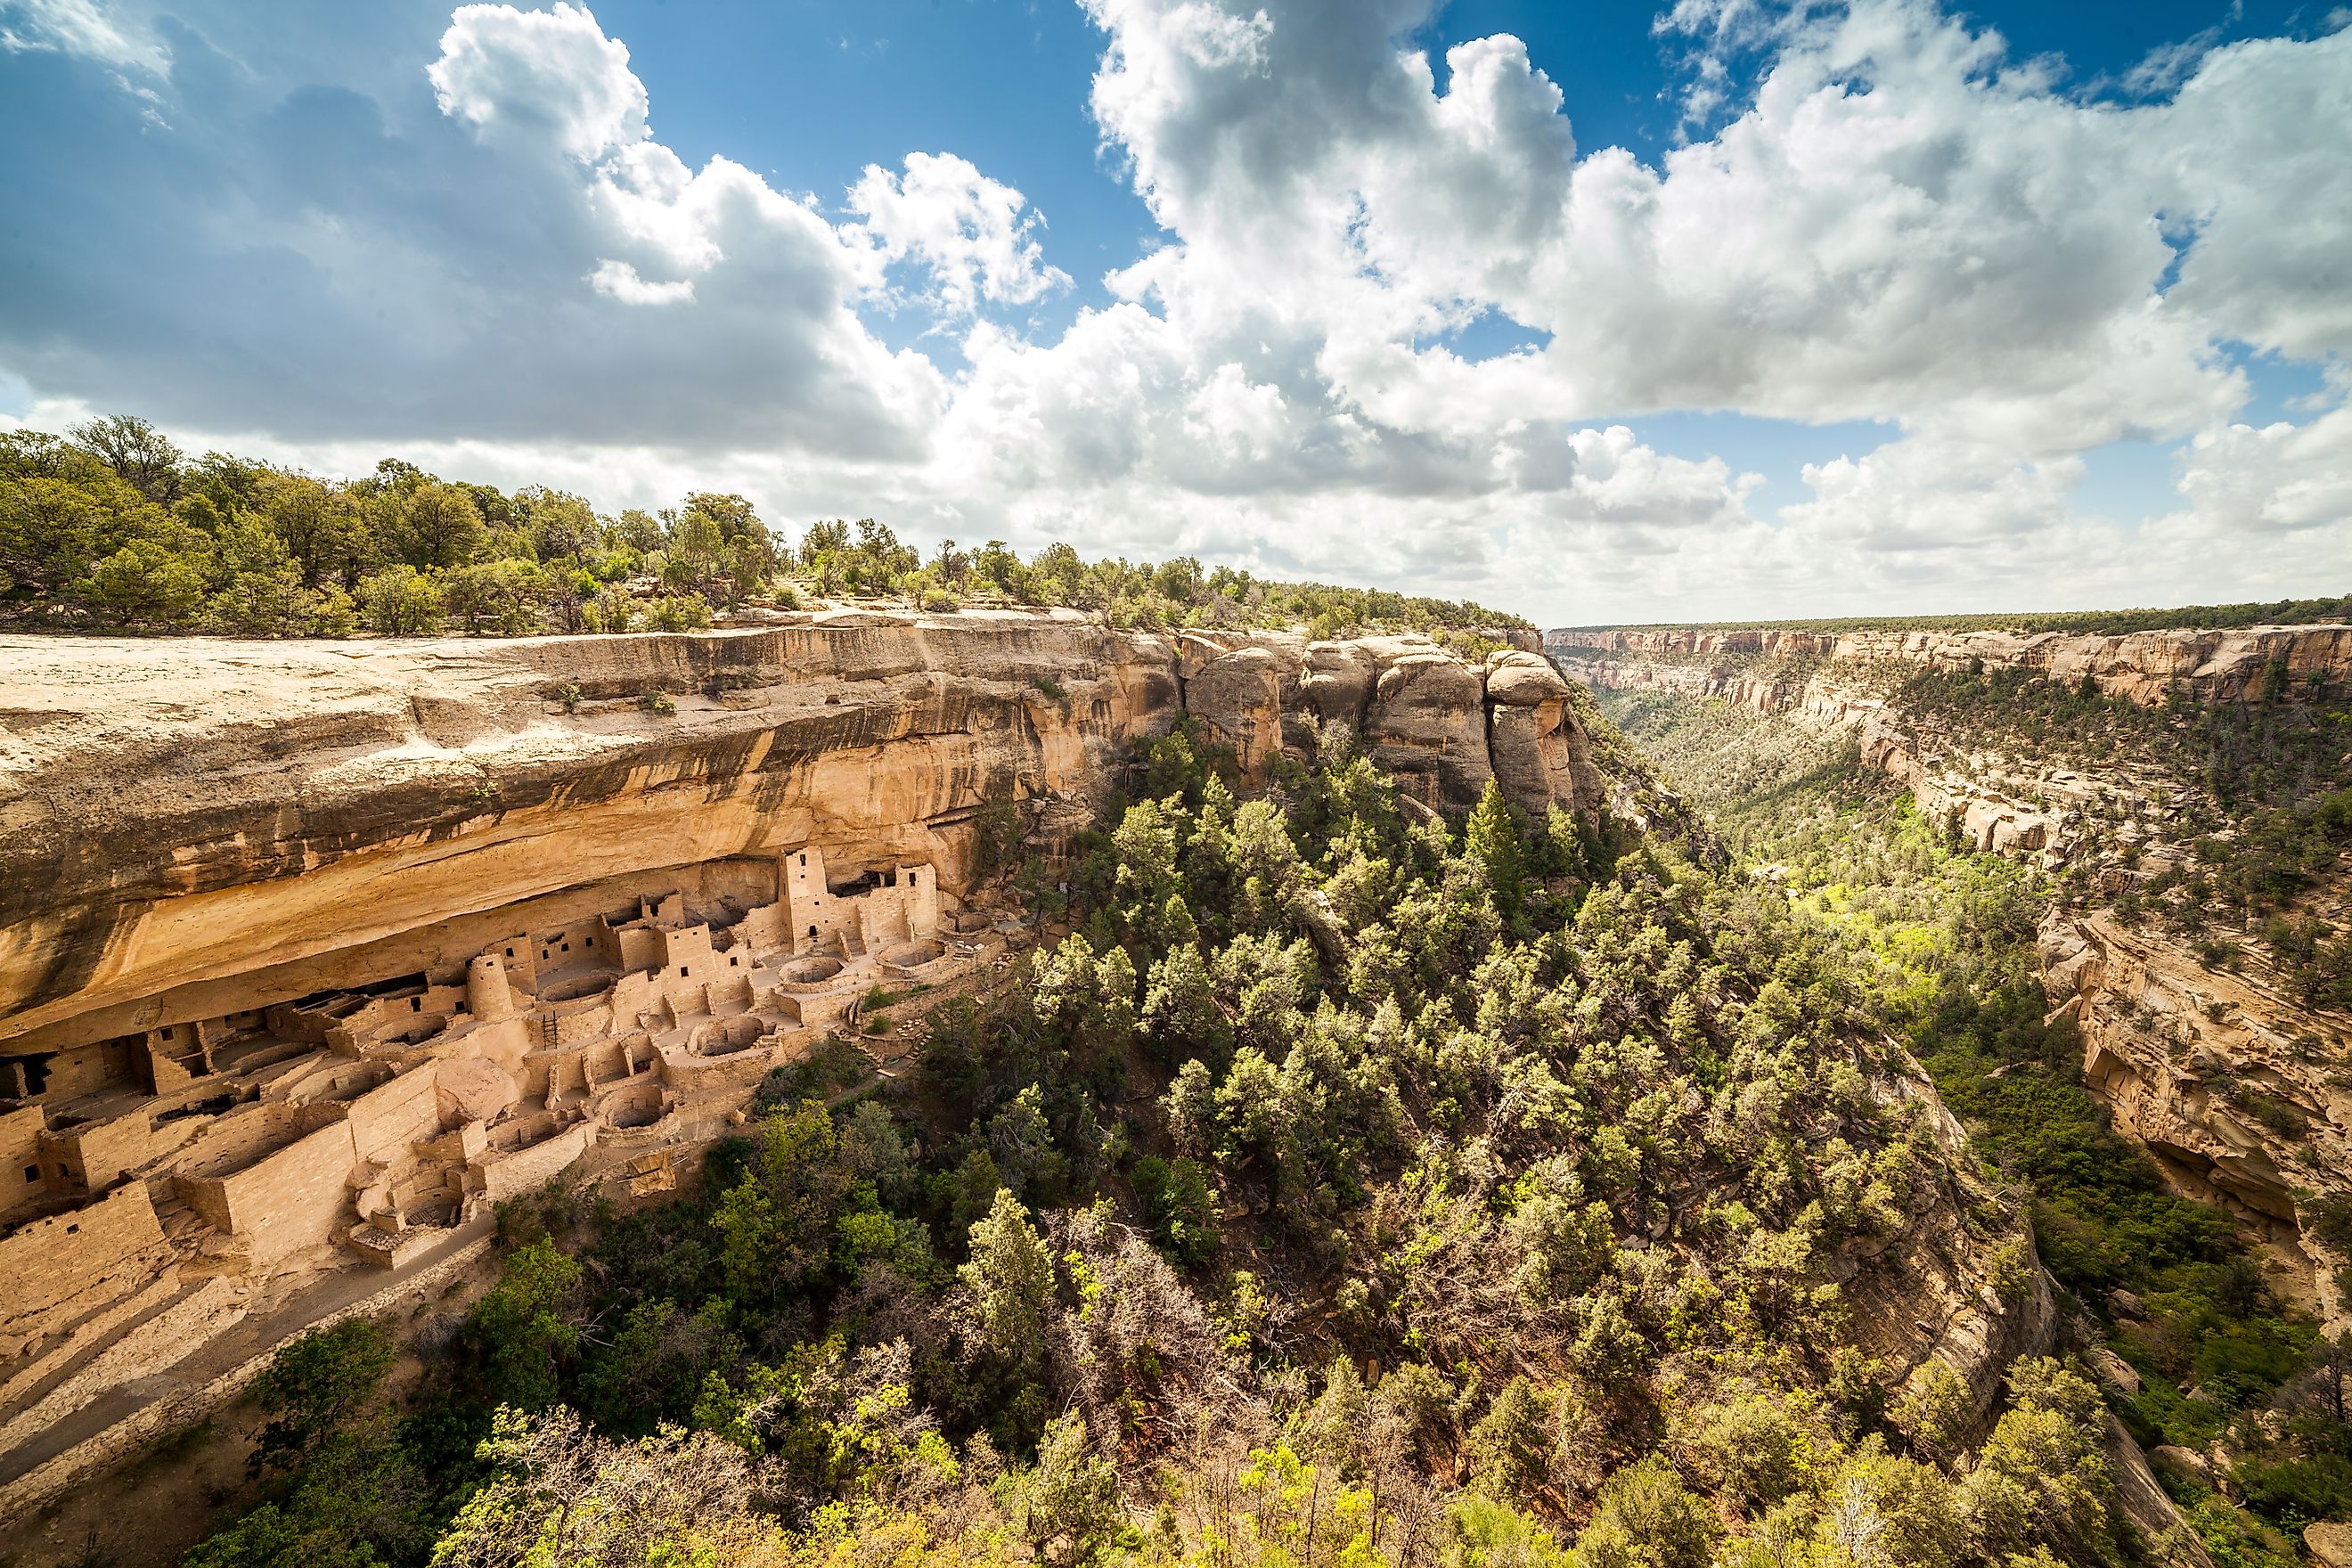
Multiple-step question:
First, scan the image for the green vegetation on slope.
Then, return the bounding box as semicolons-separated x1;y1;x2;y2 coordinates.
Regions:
0;414;1525;641
1603;665;2352;1012
1870;669;2352;822
1602;686;2352;1564
184;723;2147;1568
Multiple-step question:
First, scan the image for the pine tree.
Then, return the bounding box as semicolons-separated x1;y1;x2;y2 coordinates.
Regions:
1466;776;1528;919
960;1188;1053;1365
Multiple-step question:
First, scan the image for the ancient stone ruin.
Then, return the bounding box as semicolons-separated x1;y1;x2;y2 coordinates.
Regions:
0;611;1598;1512
0;844;981;1362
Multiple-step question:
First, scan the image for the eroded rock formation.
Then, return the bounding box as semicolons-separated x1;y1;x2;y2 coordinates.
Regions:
1550;617;2351;1347
3;615;1598;1053
1548;622;2352;706
1174;634;1604;818
0;613;1168;1052
0;611;1611;1507
1846;1066;2058;1437
7;609;2197;1534
2042;907;2352;1325
1550;645;2176;868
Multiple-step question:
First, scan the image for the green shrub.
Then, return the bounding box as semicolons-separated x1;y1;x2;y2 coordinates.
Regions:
1129;1154;1218;1268
1574;1455;1719;1568
246;1319;395;1477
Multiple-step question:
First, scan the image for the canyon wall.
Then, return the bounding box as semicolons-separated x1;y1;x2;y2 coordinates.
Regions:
1559;618;2352;1337
1548;622;2352;706
1548;641;2171;867
1545;622;2348;859
0;611;1607;1515
0;613;1598;1058
2043;908;2352;1327
0;613;2195;1547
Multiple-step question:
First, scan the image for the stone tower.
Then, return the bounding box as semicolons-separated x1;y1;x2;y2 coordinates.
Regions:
466;952;518;1023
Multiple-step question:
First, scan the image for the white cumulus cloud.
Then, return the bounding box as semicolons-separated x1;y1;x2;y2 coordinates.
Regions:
849;151;1073;317
1;0;2348;623
428;1;645;162
586;258;693;306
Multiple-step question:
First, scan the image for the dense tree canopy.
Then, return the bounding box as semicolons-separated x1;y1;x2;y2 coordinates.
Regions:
180;715;2194;1568
0;414;1526;643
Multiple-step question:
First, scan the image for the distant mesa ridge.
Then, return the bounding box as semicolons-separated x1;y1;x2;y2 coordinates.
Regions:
1545;620;2352;708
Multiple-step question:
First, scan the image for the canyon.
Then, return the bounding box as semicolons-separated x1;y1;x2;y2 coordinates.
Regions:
0;604;2265;1558
1549;621;2352;866
1548;623;2352;709
2041;904;2352;1316
0;610;1603;1519
1556;617;2352;1328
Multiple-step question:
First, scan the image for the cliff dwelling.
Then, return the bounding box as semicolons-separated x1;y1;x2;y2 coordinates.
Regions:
0;845;989;1364
0;617;1613;1522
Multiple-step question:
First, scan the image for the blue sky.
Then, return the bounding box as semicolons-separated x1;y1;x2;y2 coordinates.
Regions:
1;0;2347;624
584;0;2319;331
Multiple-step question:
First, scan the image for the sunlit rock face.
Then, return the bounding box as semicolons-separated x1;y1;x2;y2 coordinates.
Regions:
1542;620;2352;873
0;611;1605;1071
1176;633;1606;816
0;612;1171;1049
1547;623;2352;707
1555;614;2352;1342
0;608;1611;1506
2042;906;2352;1329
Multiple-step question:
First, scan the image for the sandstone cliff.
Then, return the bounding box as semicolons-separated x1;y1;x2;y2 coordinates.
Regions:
1179;633;1601;816
1558;618;2352;1343
1551;648;2182;868
2043;906;2352;1327
0;613;1600;1057
1548;622;2352;707
1549;619;2349;865
0;614;2196;1555
0;612;1614;1518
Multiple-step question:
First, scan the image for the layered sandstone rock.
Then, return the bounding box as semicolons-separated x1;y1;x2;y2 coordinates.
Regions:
1548;622;2352;707
1364;636;1495;804
2042;908;2352;1325
1173;631;1605;815
1483;650;1604;820
0;613;1601;1058
1177;637;1293;782
1549;654;1810;715
1553;652;2152;869
1549;617;2348;864
1558;621;2352;1321
0;612;1172;1054
1843;1066;2058;1439
0;612;1613;1508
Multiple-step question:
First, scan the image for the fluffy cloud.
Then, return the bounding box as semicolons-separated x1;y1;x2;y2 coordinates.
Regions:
983;0;2348;613
0;0;1080;462
1080;0;2305;451
587;259;694;306
2168;406;2352;541
426;0;644;161
1;0;2348;623
2155;32;2352;363
848;151;1073;317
